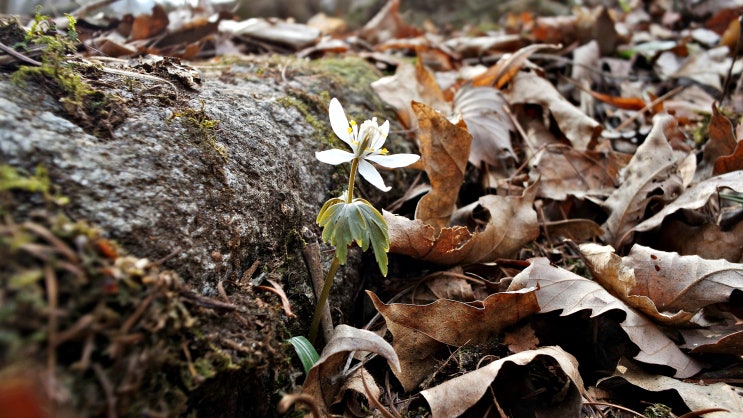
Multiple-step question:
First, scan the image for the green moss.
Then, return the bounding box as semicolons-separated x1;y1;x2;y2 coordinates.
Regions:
11;9;125;138
643;403;672;418
0;165;69;211
277;94;329;144
169;101;226;160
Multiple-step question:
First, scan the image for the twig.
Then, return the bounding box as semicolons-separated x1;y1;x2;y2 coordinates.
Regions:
359;362;399;418
92;363;117;418
152;246;181;266
277;393;322;418
0;41;42;66
583;401;645;418
24;222;79;263
179;290;238;311
239;259;261;285
182;341;197;378
44;264;59;417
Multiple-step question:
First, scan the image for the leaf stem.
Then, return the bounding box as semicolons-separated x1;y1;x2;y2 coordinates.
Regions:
308;255;340;344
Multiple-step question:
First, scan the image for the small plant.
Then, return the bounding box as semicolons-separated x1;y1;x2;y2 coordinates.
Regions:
307;98;419;344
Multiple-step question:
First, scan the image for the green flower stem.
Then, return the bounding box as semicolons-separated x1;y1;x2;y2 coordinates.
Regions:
346;158;358;203
308;157;359;345
308;255;340;344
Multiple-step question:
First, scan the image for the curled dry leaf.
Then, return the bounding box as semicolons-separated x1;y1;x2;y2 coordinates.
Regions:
421;346;585;418
507;258;703;378
452;84;515;167
367;288;540;391
507;70;602;151
359;0;421;44
413;100;471;231
703;103;738;171
713;139;743;176
471;43;563;89
385;185;539;264
633;170;743;234
580;243;695;325
622;244;743;313
598;359;743;417
602;114;691;248
295;324;400;417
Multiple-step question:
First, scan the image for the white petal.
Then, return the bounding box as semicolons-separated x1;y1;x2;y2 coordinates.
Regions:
316;149;355;165
366;153;420;168
379;119;390;141
358;159;391;192
329;98;352;146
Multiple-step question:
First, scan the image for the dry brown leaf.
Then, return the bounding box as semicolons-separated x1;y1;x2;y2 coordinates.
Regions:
633;170;743;234
371;61;449;130
544;219;604;241
452;84;515;167
421;346;584;418
129;4;169;41
507;71;602;150
713;139;743;176
681;324;743;356
507;258;703;378
417;273;476;303
656;218;743;263
602;114;690;248
334;367;382;417
299;324;400;417
218;18;321;50
704;103;738;167
367;288;540;391
359;0;421;44
503;323;540;353
531;146;631;200
413;100;471;231
385;185;539;264
580;243;695;325
471;43;562;88
622;244;743;313
598;359;743;417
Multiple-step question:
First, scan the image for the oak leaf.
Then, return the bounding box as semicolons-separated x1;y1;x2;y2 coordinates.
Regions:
507;70;601;150
385;185;539;264
298;325;400;417
623;244;743;313
598;360;743;416
413;101;471;231
367;288;539;391
421;347;584;418
602;114;691;248
507;258;703;378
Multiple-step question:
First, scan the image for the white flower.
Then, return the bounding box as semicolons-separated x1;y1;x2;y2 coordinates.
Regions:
316;98;420;192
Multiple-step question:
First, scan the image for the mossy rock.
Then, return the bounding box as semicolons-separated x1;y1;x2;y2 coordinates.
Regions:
0;54;415;416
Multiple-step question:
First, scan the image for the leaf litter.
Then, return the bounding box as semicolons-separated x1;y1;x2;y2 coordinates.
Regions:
2;0;743;417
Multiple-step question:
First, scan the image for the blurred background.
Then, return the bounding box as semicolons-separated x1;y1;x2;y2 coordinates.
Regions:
0;0;575;28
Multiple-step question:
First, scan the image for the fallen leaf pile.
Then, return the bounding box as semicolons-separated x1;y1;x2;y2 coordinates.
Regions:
2;0;743;416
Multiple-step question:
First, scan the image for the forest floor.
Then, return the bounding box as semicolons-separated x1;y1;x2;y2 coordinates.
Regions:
1;0;743;417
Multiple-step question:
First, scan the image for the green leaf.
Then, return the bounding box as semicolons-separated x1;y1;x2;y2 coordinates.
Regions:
316;197;390;276
287;336;319;375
